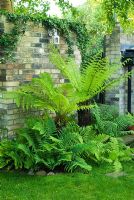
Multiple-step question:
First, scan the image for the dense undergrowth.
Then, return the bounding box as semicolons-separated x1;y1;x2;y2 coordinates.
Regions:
0;117;133;173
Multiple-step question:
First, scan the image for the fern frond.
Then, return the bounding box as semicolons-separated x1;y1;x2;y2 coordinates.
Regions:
65;156;92;173
49;45;81;92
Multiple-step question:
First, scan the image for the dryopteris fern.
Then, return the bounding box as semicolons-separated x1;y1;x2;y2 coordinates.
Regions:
107;137;132;172
91;104;134;136
0;119;133;172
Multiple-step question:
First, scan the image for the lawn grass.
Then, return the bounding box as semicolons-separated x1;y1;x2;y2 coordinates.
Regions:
0;162;134;200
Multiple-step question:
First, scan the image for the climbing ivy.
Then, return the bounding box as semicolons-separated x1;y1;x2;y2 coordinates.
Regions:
0;11;28;63
0;10;90;65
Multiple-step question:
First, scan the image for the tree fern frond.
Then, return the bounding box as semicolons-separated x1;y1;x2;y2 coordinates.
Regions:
49;45;81;91
78;104;94;111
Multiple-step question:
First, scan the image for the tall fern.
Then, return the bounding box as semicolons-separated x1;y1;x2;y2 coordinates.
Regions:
49;46;130;103
10;46;130;125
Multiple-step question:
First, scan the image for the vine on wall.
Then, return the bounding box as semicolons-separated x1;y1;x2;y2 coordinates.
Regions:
0;10;89;65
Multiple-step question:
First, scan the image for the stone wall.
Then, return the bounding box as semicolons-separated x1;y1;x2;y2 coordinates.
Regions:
0;16;81;137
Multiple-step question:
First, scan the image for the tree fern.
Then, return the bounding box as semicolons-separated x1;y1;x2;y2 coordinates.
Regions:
50;46;130;103
10;46;131;126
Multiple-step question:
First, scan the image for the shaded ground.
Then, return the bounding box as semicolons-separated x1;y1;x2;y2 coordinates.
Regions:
0;162;134;200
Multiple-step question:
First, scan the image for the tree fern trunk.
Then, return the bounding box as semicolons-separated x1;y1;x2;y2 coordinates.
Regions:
78;100;91;127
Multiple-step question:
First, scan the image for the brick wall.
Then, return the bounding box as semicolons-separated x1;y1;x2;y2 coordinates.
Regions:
105;23;134;114
120;31;134;113
0;16;81;137
105;23;125;114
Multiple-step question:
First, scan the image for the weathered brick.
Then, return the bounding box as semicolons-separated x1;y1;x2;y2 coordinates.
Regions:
3;81;19;87
32;64;42;69
35;69;41;75
25;64;31;69
39;38;49;43
32;53;42;58
19;70;23;75
31;43;42;47
31;32;41;37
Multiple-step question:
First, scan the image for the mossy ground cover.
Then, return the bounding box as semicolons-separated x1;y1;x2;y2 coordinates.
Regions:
0;162;133;200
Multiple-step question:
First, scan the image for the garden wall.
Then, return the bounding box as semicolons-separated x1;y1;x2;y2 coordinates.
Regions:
105;23;134;114
0;15;81;137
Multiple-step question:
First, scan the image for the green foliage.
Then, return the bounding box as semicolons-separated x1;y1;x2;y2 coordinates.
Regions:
0;11;27;63
14;0;50;17
0;118;91;172
63;125;133;172
91;104;134;137
56;0;75;15
73;0;134;34
0;118;132;173
49;46;130;104
63;0;134;61
14;0;73;17
107;137;132;172
12;72;80;126
100;0;134;32
64;0;106;60
0;117;59;170
11;47;129;125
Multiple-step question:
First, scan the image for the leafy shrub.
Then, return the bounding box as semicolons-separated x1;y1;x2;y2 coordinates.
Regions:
91;104;134;137
0;118;133;173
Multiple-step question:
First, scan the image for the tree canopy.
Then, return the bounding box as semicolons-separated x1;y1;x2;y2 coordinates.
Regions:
63;0;134;58
98;0;134;32
2;0;133;32
68;0;134;32
13;0;73;17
